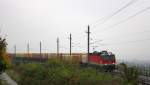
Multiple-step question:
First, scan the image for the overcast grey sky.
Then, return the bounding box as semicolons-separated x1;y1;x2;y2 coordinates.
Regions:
0;0;150;60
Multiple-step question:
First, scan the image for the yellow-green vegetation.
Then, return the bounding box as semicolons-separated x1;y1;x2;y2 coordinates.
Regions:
0;37;10;73
7;60;123;85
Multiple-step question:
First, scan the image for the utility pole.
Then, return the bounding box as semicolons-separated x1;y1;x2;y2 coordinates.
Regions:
27;43;29;57
70;34;72;56
57;37;59;56
14;45;16;57
40;41;42;57
87;25;90;62
40;41;42;63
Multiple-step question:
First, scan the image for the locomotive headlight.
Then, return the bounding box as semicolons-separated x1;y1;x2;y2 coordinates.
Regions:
104;64;107;66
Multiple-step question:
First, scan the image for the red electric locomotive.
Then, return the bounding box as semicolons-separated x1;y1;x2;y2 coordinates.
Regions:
88;51;116;71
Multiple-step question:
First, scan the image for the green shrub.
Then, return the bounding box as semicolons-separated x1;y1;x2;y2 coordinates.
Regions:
118;63;139;85
12;60;123;85
0;80;2;85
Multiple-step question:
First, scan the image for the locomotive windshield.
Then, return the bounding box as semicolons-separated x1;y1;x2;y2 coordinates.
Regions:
101;54;115;60
92;51;115;60
100;51;115;60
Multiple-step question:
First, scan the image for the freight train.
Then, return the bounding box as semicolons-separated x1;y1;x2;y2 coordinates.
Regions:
81;51;116;71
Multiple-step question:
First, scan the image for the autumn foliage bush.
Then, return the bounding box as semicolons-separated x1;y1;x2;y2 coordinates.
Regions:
0;37;10;73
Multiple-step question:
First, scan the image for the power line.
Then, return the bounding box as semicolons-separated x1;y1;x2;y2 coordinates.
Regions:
96;6;150;33
74;0;137;42
70;0;138;43
73;0;138;41
100;38;150;46
93;30;150;42
90;39;103;45
91;0;138;27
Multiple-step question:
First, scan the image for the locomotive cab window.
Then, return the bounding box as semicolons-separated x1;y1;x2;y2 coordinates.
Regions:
99;51;115;60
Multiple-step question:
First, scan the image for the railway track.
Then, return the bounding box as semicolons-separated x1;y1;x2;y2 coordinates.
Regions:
139;76;150;85
113;70;150;85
